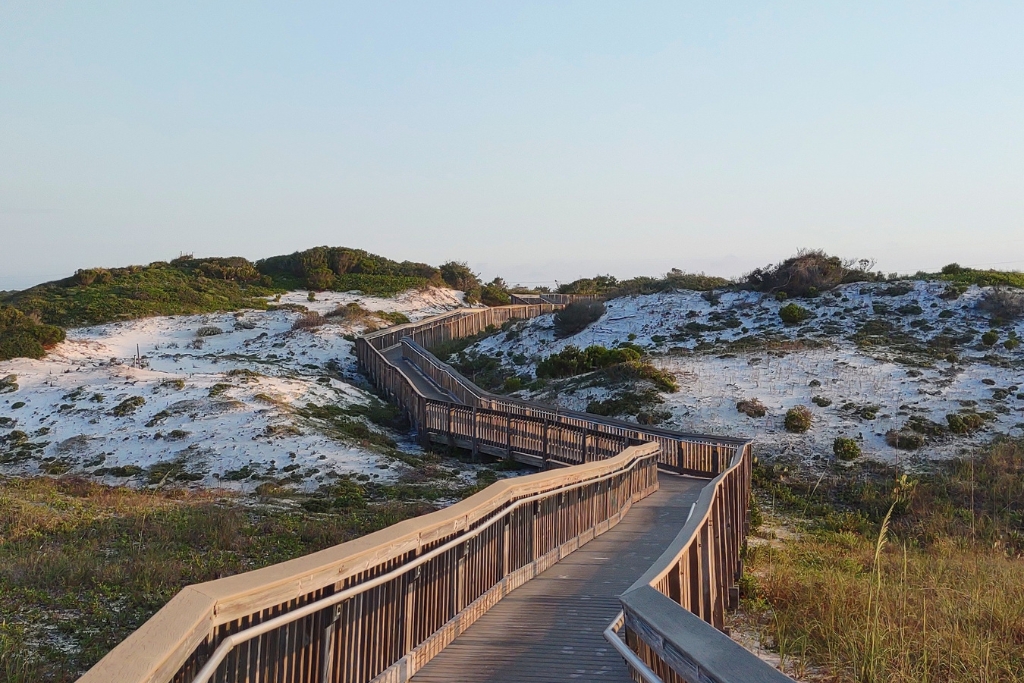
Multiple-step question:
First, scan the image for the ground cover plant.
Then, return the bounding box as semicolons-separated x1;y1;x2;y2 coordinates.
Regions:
742;438;1024;682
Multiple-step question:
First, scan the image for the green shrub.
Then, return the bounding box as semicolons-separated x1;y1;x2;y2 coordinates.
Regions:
0;305;66;361
833;437;861;460
784;406;812;433
636;409;672;425
947;412;986;434
941;263;964;275
256;246;442;294
536;345;641;378
1005;338;1020;351
586;388;664;417
196;325;224;337
439;261;481;294
110;396;146;417
778;303;812;325
553;301;606;338
557;270;727;298
812;395;832;407
480;278;511;306
981;330;999;346
502;377;523;392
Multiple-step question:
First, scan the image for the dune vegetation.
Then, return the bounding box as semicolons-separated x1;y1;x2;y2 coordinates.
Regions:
743;438;1024;682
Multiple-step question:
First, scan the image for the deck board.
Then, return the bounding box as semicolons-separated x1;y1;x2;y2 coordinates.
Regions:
411;474;706;683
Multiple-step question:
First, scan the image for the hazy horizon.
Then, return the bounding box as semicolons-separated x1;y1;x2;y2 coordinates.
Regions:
3;3;1023;290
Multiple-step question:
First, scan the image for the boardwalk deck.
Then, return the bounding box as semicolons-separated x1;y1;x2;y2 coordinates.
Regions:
411;474;706;683
382;344;457;402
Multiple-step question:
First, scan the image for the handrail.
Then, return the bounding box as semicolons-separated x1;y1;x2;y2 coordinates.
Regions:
603;612;664;683
189;448;658;683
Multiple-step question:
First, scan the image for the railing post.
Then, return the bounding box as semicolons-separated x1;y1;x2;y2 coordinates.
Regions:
505;413;512;460
447;402;455;449
541;420;549;469
319;603;339;683
404;565;419;655
471;406;479;461
502;520;510;577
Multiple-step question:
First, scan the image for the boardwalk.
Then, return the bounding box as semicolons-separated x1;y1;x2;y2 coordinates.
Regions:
382;344;455;402
80;303;777;683
412;474;706;683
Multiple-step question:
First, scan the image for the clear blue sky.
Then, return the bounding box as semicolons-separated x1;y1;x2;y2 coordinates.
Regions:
2;2;1023;290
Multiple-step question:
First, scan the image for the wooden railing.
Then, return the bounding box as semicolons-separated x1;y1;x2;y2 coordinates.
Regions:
79;443;660;683
79;300;784;683
398;337;745;475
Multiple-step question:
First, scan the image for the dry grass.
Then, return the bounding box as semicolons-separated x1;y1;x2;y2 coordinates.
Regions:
744;440;1024;682
0;476;430;681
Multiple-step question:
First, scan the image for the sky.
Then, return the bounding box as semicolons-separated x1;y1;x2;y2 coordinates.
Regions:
2;2;1023;291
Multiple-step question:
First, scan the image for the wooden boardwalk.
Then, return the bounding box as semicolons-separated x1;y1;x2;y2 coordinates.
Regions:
382;344;456;402
411;474;706;683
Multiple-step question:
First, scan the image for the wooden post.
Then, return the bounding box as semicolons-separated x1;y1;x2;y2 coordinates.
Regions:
404;565;419;654
502;520;510;577
447;402;455;449
505;413;512;461
318;604;339;683
541;420;549;469
471;406;479;461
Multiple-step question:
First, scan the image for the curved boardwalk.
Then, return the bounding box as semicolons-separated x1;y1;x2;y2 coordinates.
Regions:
382;344;456;402
411;474;706;683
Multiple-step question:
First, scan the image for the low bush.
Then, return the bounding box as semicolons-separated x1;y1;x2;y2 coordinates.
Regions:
0;375;18;394
812;395;832;407
556;269;728;298
778;303;812;325
439;261;480;293
553;301;606;338
586;388;664;418
885;429;925;449
535;345;641;379
947;411;987;434
784;406;813;433
196;325;224;337
736;398;767;418
981;330;999;346
0;305;66;361
110;396;146;417
746;249;874;297
833;437;861;460
291;312;325;330
480;278;511;306
978;287;1024;322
